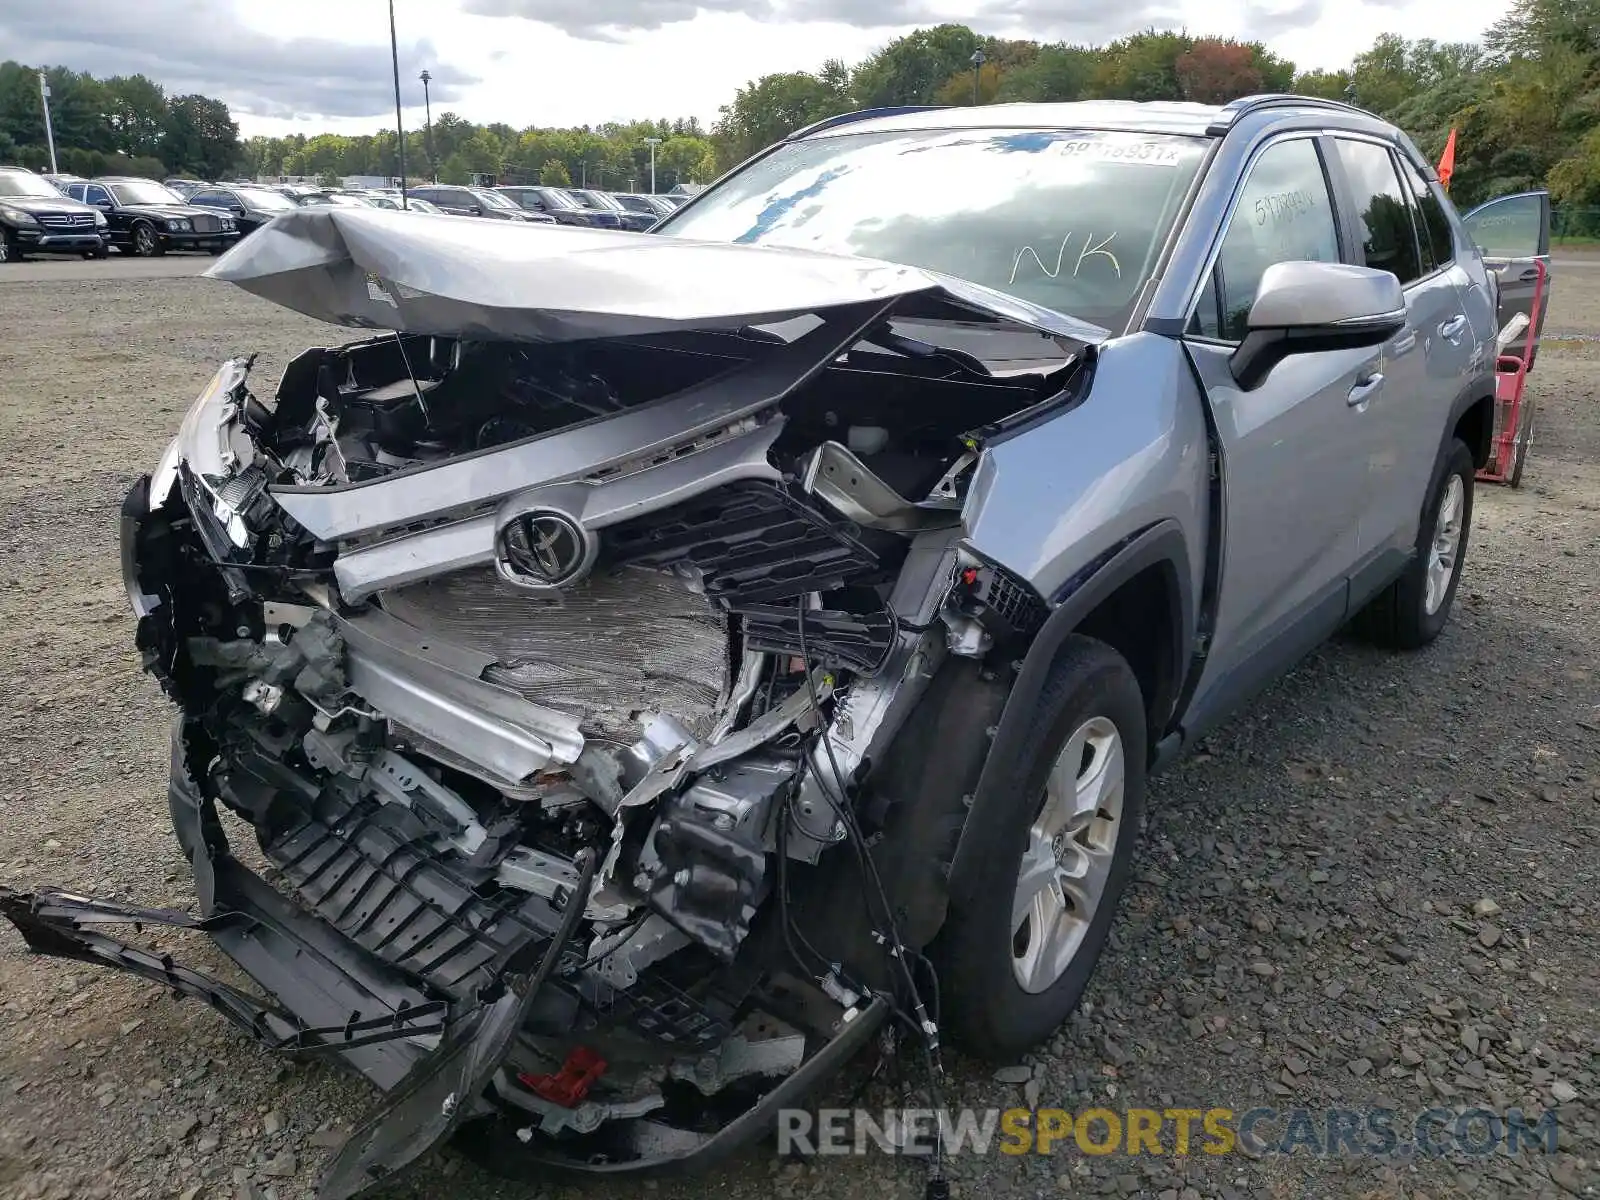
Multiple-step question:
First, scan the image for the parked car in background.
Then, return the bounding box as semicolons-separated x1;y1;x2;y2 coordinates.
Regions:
615;192;675;220
569;187;655;231
165;179;207;199
42;172;85;194
187;183;301;235
362;194;448;214
0;166;109;262
63;177;240;256
493;185;622;228
297;192;377;209
409;184;555;223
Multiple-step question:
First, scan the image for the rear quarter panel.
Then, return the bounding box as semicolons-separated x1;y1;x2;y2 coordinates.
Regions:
961;331;1210;607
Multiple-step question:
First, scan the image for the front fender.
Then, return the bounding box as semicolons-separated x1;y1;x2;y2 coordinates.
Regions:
944;519;1192;905
961;331;1209;606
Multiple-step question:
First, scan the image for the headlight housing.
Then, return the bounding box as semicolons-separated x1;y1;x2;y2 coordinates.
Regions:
0;206;39;226
92;210;107;227
168;218;191;232
221;217;236;230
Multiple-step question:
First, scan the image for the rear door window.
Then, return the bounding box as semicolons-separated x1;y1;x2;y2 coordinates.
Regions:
1397;158;1453;271
1333;139;1423;285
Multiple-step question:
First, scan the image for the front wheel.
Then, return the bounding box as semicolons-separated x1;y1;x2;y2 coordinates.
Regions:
132;222;163;257
1355;437;1474;649
938;635;1147;1058
0;230;18;263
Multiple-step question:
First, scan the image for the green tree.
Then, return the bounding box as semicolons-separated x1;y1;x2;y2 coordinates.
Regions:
1088;30;1192;101
163;94;239;177
996;44;1095;102
539;158;571;186
852;24;984;106
713;70;851;165
102;74;166;158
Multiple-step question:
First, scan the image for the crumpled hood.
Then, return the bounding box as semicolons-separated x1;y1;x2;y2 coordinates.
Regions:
204;206;1107;345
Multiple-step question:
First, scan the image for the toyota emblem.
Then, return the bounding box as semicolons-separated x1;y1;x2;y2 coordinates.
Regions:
498;511;593;588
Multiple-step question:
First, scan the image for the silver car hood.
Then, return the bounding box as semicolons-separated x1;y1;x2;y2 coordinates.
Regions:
205;207;1108;345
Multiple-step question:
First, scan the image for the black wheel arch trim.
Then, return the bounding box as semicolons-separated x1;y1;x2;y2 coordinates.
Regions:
945;519;1193;906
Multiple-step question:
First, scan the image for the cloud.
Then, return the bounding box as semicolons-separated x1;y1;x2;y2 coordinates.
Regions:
462;0;1331;45
462;0;942;40
0;0;477;119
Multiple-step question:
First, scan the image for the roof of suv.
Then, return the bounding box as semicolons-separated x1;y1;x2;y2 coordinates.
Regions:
793;94;1391;141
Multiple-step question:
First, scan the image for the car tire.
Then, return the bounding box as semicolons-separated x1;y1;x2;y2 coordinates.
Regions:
83;245;109;260
1509;398;1534;488
0;229;18;263
1355;437;1475;650
937;634;1147;1059
132;222;163;257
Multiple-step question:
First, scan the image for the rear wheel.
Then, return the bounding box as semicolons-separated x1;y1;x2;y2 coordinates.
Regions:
938;635;1146;1058
1355;437;1474;649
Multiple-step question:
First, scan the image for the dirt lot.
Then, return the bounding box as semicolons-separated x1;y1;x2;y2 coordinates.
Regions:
0;256;1596;1200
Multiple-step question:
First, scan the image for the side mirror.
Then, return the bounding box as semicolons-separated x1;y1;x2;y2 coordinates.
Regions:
229;204;245;216
1230;261;1406;390
92;199;113;210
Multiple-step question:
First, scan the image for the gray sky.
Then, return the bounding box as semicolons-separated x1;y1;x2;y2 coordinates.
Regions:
0;0;1508;136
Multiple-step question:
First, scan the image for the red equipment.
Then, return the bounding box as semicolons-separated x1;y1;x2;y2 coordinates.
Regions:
1477;258;1547;489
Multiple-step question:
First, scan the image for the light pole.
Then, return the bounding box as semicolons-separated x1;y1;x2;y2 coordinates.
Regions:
387;0;408;207
969;49;986;106
644;136;662;194
420;69;435;182
38;72;58;174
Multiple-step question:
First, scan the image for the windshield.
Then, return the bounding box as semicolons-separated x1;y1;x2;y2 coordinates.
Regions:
659;128;1207;330
535;188;581;210
0;172;71;199
109;180;186;205
473;188;517;210
237;188;297;212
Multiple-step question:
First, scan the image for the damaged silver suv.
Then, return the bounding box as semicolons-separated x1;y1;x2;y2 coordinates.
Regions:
6;95;1537;1198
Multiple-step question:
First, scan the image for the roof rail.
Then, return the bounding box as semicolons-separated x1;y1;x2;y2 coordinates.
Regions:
787;106;951;141
1205;93;1373;136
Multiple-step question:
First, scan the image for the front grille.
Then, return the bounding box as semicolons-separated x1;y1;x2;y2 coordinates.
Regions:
38;213;93;228
191;213;219;233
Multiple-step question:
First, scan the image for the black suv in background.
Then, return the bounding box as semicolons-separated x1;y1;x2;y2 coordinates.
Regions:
494;185;623;228
408;185;555;223
63;177;240;256
569;188;656;231
186;184;301;235
0;166;110;261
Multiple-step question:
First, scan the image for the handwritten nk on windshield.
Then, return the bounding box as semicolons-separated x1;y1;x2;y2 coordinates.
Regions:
1009;232;1122;286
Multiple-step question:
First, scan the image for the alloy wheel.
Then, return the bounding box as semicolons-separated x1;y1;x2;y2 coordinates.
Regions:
1010;715;1126;993
1424;474;1464;615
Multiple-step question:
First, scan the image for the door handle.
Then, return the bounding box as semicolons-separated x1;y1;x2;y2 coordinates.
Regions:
1516;267;1540;281
1347;373;1384;407
1439;315;1468;344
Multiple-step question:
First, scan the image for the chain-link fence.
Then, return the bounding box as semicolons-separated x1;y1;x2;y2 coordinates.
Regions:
1552;206;1600;244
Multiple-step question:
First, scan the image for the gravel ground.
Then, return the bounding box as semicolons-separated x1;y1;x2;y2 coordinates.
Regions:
0;265;1596;1200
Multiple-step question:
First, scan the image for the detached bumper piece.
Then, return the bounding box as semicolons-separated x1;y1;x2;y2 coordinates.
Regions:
0;888;448;1057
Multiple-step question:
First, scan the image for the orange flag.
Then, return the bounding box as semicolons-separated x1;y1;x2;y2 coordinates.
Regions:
1437;128;1457;193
